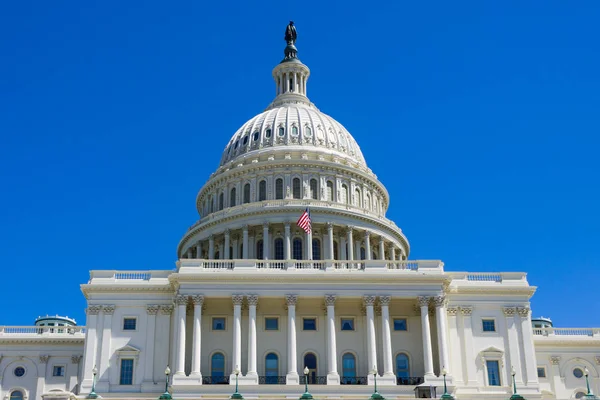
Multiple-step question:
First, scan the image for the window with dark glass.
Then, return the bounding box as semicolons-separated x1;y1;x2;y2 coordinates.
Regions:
341;318;354;331
482;319;496;332
10;391;23;400
292;178;301;199
486;360;501;386
537;367;546;378
53;366;65;377
265;353;279;383
211;353;225;377
305;126;312;136
123;318;136;331
253;131;259;141
243;183;250;204
393;318;407;331
120;359;134;385
396;354;410;379
219;193;224;211
312;239;321;260
234;140;239;149
354;188;361;207
310;179;318;199
243;135;248;145
274;238;284;260
256;240;264;260
292;126;298;135
265;317;279;331
278;127;285;137
293;238;303;260
266;128;272;138
230;188;236;207
275;178;284;199
259;180;267;201
326;181;334;201
360;247;366;260
342;353;356;382
212;317;226;331
333;241;339;259
303;318;316;331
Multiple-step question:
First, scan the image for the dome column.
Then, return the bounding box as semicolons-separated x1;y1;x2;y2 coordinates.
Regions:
224;230;231;259
390;245;396;262
364;231;372;260
263;223;270;260
195;241;202;259
346;227;354;261
378;238;385;260
327;223;334;260
242;225;249;259
284;222;291;260
208;235;215;259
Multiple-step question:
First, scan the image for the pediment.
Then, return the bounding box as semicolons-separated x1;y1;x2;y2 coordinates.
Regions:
116;345;140;354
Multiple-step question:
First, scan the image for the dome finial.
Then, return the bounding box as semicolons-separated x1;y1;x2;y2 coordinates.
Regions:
282;21;299;62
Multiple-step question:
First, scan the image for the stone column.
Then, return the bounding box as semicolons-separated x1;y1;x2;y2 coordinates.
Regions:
327;223;334;259
461;306;478;385
191;295;204;378
175;295;188;376
390;245;396;261
286;295;299;384
503;307;522;384
418;296;435;377
98;305;114;385
434;296;450;375
224;230;231;259
232;235;239;259
364;231;372;260
340;236;347;260
354;239;361;260
549;356;562;395
208;235;215;259
379;296;394;376
306;230;313;260
325;295;340;384
143;305;159;385
231;294;243;378
186;248;193;259
247;295;258;378
263;223;270;260
196;241;202;259
81;305;101;392
364;296;378;375
378;238;385;260
242;225;249;259
284;222;291;260
346;228;354;261
518;306;539;385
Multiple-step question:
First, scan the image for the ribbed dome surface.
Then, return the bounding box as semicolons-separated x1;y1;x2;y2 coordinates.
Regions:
219;104;367;167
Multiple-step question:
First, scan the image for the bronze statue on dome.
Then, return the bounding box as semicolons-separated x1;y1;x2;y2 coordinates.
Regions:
285;21;297;44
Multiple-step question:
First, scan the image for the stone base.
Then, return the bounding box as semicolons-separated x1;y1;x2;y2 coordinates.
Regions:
230;373;259;385
80;379;94;394
286;372;299;385
141;381;164;392
171;374;203;385
326;372;340;385
368;374;397;386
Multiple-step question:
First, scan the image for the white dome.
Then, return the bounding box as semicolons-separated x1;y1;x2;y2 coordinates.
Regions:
220;103;367;167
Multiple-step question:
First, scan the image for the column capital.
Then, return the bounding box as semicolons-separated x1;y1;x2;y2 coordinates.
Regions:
447;306;459;316
242;224;249;231
160;305;174;315
363;295;376;307
175;295;188;305
285;294;298;306
326;222;334;230
379;295;391;306
346;226;354;233
71;355;83;364
87;305;102;315
432;295;446;308
103;305;115;315
284;222;291;229
517;306;530;317
549;355;561;365
417;296;430;308
263;222;270;229
502;306;517;316
224;229;231;236
325;294;336;306
460;306;473;316
364;230;371;238
39;355;50;364
146;305;160;315
378;236;386;245
192;295;204;306
247;294;259;306
209;234;214;240
232;294;244;306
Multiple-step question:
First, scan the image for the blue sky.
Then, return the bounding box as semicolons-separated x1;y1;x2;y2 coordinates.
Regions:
1;1;599;327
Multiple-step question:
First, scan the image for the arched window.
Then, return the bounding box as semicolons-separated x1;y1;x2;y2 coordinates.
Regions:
274;238;284;260
305;126;312;136
265;353;279;384
360;247;366;260
278;127;285;137
240;244;243;258
396;354;410;381
304;353;317;384
312;239;321;260
275;178;284;199
341;184;349;204
333;241;339;260
259;180;267;201
243;183;250;204
10;391;24;400
211;352;225;377
326;181;334;201
215;251;220;260
256;240;264;260
266;128;272;138
354;188;361;207
310;179;318;200
292;126;298;136
229;246;233;260
230;188;236;207
293;178;301;199
342;353;357;383
209;198;214;213
219;193;224;211
366;193;371;210
293;238;303;260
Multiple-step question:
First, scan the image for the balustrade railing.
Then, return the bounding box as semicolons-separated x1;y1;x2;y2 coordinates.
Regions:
114;272;151;280
202;260;234;270
258;376;286;384
397;377;424;385
0;326;86;335
466;273;502;282
533;327;599;337
340;376;368;385
299;375;327;385
202;376;230;385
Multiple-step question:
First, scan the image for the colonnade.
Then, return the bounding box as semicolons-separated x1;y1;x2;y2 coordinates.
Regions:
183;223;406;262
171;294;450;385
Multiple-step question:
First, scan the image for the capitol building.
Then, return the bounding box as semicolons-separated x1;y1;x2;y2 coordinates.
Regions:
1;23;599;400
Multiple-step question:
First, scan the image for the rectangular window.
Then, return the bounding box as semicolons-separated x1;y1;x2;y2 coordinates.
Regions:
482;319;496;332
303;318;317;331
52;366;65;377
341;318;355;331
486;360;501;386
123;318;137;331
212;317;226;331
393;318;407;331
537;367;546;378
120;359;134;385
265;317;279;331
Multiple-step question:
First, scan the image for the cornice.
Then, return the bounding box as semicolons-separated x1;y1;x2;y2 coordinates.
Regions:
0;337;85;345
81;284;174;298
447;286;537;296
534;338;600;347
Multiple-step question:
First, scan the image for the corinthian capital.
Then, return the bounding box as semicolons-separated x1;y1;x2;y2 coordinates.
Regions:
285;295;298;306
103;305;115;315
363;295;376;307
175;295;188;305
192;295;204;306
517;307;530;317
324;294;336;306
417;296;430;308
247;295;259;306
502;307;517;316
379;296;391;306
87;305;102;315
460;306;473;316
232;294;244;306
146;305;160;315
432;296;446;308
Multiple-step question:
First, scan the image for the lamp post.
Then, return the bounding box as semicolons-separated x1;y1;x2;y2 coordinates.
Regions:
509;366;525;400
299;366;313;400
440;367;454;400
584;367;600;400
158;366;172;400
88;365;101;399
229;366;244;400
369;365;385;400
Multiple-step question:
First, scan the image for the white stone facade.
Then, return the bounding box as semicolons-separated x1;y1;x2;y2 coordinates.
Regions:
1;26;599;400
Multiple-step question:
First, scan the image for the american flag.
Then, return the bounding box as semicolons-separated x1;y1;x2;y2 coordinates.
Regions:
296;208;312;234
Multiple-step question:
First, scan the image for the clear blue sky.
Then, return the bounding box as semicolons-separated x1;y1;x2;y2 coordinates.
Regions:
1;1;599;327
